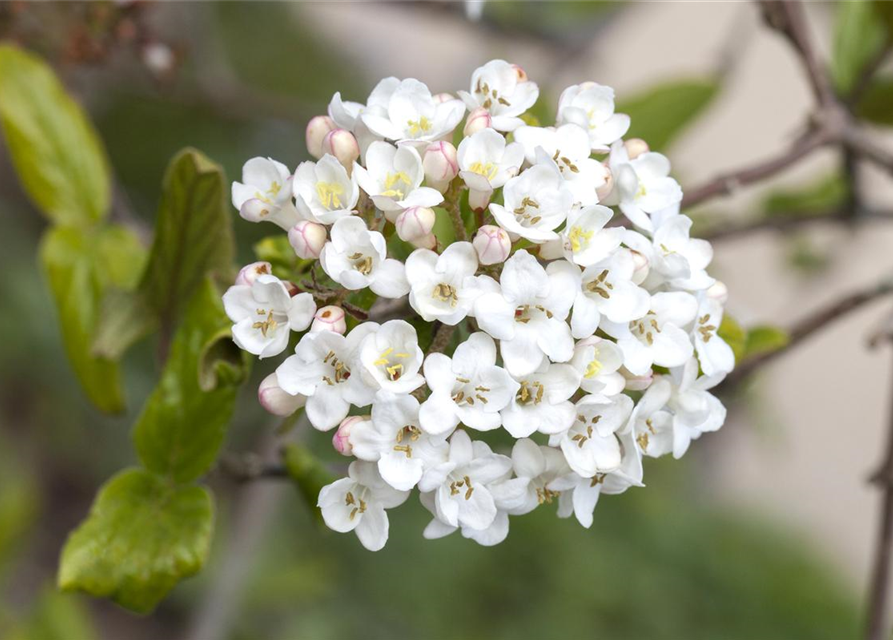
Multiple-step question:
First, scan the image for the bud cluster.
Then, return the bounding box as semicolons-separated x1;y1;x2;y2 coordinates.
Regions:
224;60;733;550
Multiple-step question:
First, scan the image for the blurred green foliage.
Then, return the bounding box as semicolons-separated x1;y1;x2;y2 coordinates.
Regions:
618;80;720;152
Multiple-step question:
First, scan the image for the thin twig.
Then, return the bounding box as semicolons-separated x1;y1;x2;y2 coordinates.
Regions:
847;128;893;178
427;321;456;355
701;208;893;242
723;277;893;386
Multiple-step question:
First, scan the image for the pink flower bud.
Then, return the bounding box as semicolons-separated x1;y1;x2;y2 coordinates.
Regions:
288;220;327;259
333;415;368;456
596;165;614;202
423;141;459;192
630;250;650;285
410;232;437;250
464;107;492;136
512;64;529;82
707;280;728;304
311;305;347;334
621;368;653;391
624;138;650;161
258;373;305;417
236;261;273;286
306;115;336;159
473;225;511;265
322;128;360;172
395;206;436;242
433;92;456;104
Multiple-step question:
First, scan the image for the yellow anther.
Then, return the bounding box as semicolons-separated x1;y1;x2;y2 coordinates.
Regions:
382;171;412;199
567;226;594;253
316;182;345;209
584;358;602;379
407;116;432;137
468;161;498;182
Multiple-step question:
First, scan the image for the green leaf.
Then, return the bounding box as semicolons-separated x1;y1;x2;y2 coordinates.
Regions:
133;278;249;484
283;443;335;523
139;148;234;330
831;0;887;95
717;314;746;364
58;468;213;614
0;45;110;226
858;77;893;125
744;326;790;359
762;173;847;217
617;79;720;151
39;225;146;413
253;234;302;280
875;0;893;39
20;589;97;640
431;206;456;247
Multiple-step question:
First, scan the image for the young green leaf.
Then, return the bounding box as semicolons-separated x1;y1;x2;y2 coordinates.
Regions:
58;468;213;614
133;278;249;484
858;77;893;126
717;314;747;364
616;79;720;152
39;225;146;413
284;443;336;523
0;45;111;226
831;0;887;96
744;326;790;359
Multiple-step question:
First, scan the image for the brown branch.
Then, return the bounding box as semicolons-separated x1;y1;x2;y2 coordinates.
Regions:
682;129;829;209
427;321;456;355
701;208;893;242
847;128;893;179
722;277;893;387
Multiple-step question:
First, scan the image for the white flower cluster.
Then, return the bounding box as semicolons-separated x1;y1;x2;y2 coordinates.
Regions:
224;60;734;551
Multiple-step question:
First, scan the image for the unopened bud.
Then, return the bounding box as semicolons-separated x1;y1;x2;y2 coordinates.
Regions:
423;141;459;192
621;368;653;391
396;206;436;242
433;92;456;104
333;415;368;456
512;64;528;82
630;250;650;285
288;220;327;259
258;373;306;416
624;138;650;161
707;280;728;304
311;305;347;334
464;107;492;136
306;115;336;159
473;225;512;265
236;261;273;286
596;166;614;202
410;232;437;250
322;128;360;173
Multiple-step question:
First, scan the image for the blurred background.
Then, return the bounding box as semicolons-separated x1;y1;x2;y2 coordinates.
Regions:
2;1;892;638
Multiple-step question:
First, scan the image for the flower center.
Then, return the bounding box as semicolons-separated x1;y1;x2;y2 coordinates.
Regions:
697;313;717;343
469;161;498;182
636;417;657;451
512;196;542;227
321;350;351;386
475;79;510;110
536;486;560;505
348;252;374;275
567;226;593;253
452;376;490;406
514;304;553;324
552;149;579;175
381;171;412;199
407;117;432;137
393;424;421;458
316;181;344;209
516;379;545;406
630;313;661;346
344;488;368;521
584;352;602;379
254;180;282;204
431;283;458;307
372;347;410;381
252;308;278;337
449;474;475;500
584;269;614;299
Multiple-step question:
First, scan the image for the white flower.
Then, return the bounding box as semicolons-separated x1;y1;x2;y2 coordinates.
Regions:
418;429;513;531
513;124;608;206
459;59;539;132
329;77;399;156
419;332;518;435
276;323;379;430
457;128;524;203
548;426;643;528
693;295;735;376
629;376;675;458
361;78;465;147
666;358;727;458
601;291;698;375
489;438;572;516
353;141;443;220
550;394;633;478
570;336;625;396
556;82;630;152
625;216;715;291
489;164;573;243
405;242;480;325
318;461;410;551
349;391;449;491
358;320;426;394
222;274;316;358
293;154;359;224
232;157;300;230
500;360;580;438
320;217;410;298
609;142;682;233
571;248;651;340
474;252;577;376
559;204;623;267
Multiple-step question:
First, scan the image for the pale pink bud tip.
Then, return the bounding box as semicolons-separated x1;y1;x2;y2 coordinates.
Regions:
423;141;459;193
464;107;492;137
311;305;347;335
621;368;653;391
236;261;273;286
322;128;360;172
396;206;437;243
512;64;529;82
473;225;512;265
306;115;336;159
433;92;456;104
288;220;327;260
630;249;650;285
333;416;367;456
258;373;306;417
707;281;728;304
596;166;614;202
624;138;650;161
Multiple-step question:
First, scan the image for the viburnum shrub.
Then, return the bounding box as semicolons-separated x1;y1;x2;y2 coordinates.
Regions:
224;59;734;550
